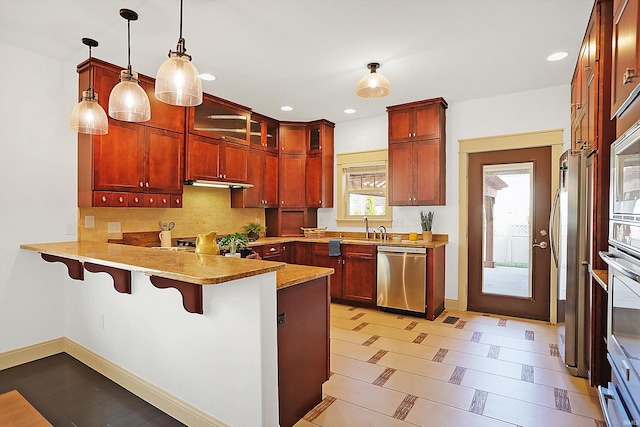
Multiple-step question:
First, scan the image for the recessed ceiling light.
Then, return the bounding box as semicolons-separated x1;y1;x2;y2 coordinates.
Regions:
200;73;216;81
547;52;568;62
344;108;356;114
281;106;293;111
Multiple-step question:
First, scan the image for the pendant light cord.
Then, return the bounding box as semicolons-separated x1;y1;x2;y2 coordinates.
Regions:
127;18;132;78
179;0;183;40
88;44;94;98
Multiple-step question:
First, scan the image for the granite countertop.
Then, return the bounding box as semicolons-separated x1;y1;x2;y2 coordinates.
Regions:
20;241;290;285
248;234;448;249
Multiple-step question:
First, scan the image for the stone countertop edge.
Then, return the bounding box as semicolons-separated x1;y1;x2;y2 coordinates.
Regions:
249;235;449;248
276;264;334;290
19;241;292;286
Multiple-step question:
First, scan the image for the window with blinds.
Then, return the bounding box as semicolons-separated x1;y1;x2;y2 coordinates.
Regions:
345;165;387;216
336;149;392;226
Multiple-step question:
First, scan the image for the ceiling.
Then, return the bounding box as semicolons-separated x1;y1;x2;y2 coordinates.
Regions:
0;0;594;124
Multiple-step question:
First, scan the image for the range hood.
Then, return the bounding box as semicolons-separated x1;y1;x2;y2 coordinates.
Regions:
184;180;254;189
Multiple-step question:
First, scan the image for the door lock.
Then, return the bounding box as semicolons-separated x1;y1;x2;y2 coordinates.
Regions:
532;241;548;249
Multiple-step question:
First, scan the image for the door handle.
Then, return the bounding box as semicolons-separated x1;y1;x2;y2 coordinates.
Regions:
532;241;548;249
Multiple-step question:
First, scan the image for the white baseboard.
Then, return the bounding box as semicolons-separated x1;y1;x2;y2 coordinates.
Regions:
0;337;64;370
1;339;229;427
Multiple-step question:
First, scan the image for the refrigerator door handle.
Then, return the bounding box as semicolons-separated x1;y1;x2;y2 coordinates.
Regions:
549;188;560;267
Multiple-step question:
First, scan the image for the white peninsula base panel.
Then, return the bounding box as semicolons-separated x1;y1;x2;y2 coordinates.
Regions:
64;268;279;427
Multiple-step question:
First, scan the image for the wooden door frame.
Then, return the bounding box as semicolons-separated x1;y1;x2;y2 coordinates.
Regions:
458;129;564;323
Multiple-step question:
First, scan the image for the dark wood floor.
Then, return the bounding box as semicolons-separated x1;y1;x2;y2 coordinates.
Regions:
0;353;185;426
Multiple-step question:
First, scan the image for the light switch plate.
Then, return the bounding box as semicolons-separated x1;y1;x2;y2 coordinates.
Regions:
85;216;95;229
107;222;121;233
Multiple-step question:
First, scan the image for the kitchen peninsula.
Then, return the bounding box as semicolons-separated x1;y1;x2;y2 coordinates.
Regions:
20;241;333;427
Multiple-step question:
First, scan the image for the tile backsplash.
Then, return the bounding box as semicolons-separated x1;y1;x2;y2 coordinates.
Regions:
78;186;264;242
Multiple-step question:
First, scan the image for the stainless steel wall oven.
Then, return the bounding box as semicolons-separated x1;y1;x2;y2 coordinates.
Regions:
599;122;640;426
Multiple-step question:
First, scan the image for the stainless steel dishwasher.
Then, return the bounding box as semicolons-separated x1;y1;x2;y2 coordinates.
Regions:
376;246;427;314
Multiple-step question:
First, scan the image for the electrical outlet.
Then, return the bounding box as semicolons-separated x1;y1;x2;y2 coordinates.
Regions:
107;222;121;233
65;222;76;235
85;215;95;228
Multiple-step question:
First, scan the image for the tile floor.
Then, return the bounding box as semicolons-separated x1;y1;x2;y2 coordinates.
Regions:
295;304;605;427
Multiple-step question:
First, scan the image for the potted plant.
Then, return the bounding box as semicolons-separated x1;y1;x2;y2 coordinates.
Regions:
420;211;434;242
241;221;266;242
218;232;249;257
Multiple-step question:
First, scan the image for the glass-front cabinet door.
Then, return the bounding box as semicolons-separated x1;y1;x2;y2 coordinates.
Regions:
189;95;250;145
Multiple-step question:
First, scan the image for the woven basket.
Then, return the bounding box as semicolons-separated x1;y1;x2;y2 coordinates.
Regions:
301;226;327;238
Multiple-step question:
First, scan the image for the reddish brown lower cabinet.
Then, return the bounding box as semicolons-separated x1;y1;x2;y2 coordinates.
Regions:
295;242;313;266
342;245;377;305
277;277;329;427
312;244;343;299
311;243;377;307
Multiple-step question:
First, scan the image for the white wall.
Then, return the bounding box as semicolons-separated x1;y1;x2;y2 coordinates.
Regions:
62;268;279;427
318;85;571;302
0;42;78;352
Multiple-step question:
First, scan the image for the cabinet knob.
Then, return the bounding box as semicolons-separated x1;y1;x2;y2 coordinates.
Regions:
149;197;154;203
175;198;180;204
281;201;284;204
102;196;107;202
119;197;124;203
223;174;227;179
146;182;149;188
162;198;168;204
269;248;276;252
134;197;139;203
139;182;144;187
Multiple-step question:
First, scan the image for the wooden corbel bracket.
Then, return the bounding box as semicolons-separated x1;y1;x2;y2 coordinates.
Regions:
84;262;132;294
149;276;203;314
41;254;84;280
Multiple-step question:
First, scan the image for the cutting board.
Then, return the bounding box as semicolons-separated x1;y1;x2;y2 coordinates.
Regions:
108;231;161;247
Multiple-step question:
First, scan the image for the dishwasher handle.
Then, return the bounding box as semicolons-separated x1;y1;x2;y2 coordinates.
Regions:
377;246;426;254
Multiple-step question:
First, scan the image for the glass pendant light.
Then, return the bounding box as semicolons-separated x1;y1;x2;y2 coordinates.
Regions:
109;8;151;122
355;62;392;99
155;0;202;106
70;38;108;135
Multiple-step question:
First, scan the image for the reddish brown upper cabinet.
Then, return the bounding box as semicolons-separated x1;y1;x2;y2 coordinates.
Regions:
185;134;248;184
387;98;447;206
611;0;640;122
187;94;251;145
231;149;278;208
279;154;306;208
306;120;334;208
250;113;279;152
76;58;185;208
280;123;307;154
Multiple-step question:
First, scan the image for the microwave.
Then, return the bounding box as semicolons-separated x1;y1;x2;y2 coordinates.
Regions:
612;121;640;218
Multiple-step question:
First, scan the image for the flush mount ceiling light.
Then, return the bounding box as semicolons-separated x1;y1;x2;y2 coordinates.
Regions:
70;38;108;135
109;8;151;122
547;51;569;62
155;0;203;106
356;62;392;98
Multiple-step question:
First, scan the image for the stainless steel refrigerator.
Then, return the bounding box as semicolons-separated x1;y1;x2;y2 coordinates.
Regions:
550;149;588;378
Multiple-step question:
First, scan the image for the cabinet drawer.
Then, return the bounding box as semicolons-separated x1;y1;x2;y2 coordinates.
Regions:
112;192;129;207
342;244;376;258
263;243;282;256
93;192;111;207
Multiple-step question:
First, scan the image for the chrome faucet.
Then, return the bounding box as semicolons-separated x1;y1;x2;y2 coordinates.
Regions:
363;216;369;239
376;225;387;240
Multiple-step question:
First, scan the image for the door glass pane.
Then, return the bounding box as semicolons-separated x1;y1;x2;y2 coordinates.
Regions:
482;163;533;298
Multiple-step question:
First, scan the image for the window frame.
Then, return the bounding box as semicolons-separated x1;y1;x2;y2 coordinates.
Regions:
336;149;392;227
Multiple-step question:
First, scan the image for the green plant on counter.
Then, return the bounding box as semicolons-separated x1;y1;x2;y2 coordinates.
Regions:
420;211;434;232
218;232;249;254
241;221;266;241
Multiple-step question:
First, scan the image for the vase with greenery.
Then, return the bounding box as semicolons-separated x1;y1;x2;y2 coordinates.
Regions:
241;221;266;242
218;232;249;256
420;211;434;242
